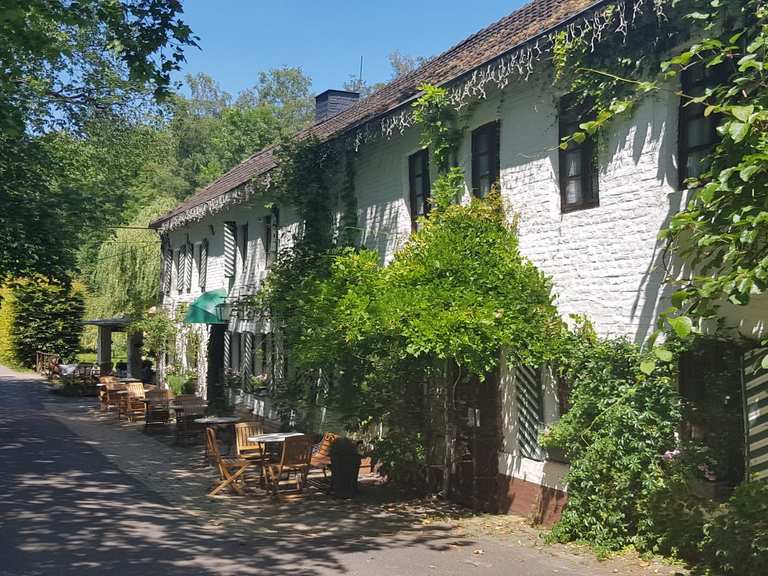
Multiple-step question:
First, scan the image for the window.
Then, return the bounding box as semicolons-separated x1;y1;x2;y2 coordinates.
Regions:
516;365;544;461
678;64;725;187
559;95;598;212
264;216;271;265
238;223;248;277
264;207;279;266
471;122;500;198
230;332;241;371
408;149;430;230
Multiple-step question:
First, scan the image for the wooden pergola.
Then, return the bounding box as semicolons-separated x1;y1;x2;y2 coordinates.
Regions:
82;317;143;378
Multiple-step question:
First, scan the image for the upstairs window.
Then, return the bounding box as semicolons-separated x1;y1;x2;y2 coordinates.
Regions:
559;95;598;212
679;63;726;187
408;149;430;230
471;121;500;198
239;223;248;276
264;207;279;266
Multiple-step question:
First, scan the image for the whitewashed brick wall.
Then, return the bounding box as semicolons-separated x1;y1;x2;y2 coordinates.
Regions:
162;77;766;489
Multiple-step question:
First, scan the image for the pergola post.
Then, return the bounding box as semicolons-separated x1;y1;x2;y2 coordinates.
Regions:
96;326;112;374
127;332;143;380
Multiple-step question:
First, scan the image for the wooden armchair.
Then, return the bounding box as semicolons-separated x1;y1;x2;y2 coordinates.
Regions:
206;428;251;496
98;376;118;411
124;382;147;422
173;396;207;445
144;389;173;430
310;432;338;477
265;435;313;497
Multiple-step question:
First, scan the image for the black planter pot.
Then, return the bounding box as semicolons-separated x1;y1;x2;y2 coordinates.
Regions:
330;455;362;498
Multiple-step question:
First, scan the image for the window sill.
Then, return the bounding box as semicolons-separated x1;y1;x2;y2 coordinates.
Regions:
560;200;599;214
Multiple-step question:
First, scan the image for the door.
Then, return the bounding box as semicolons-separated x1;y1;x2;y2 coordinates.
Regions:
207;325;226;401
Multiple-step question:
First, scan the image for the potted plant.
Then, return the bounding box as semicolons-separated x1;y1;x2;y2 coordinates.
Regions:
329;436;362;498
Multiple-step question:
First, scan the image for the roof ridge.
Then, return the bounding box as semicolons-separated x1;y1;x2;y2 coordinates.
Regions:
152;0;603;229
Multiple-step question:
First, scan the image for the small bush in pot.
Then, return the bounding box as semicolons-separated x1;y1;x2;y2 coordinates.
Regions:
329;436;362;498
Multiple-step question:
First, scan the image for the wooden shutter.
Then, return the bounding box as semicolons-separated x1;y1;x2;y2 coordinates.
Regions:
185;241;193;291
224;222;237;278
198;239;208;290
176;246;185;292
516;365;544;460
242;333;253;382
743;348;768;482
224;331;232;370
162;244;172;294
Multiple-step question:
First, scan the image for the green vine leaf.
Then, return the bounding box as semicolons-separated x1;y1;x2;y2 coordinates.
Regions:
668;316;694;339
640;358;657;375
653;347;674;362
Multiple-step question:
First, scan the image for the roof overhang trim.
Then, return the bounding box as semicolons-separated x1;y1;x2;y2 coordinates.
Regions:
157;0;666;232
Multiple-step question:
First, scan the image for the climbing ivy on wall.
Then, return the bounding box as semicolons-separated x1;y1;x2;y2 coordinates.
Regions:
552;0;767;354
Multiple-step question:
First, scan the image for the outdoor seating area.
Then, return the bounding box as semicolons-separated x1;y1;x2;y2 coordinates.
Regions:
88;378;372;502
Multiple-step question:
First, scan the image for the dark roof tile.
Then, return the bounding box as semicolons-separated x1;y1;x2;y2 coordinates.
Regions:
153;0;600;227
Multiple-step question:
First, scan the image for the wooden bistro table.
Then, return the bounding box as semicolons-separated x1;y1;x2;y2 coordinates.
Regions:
246;432;306;464
195;416;241;463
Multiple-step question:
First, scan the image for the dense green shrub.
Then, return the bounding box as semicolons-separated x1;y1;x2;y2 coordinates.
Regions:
700;482;768;576
542;327;682;554
5;277;84;367
0;284;16;366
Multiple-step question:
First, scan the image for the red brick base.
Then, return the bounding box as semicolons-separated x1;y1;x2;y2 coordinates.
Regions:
497;474;567;526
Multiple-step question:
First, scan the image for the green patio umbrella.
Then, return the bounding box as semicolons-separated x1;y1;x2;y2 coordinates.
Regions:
184;288;228;324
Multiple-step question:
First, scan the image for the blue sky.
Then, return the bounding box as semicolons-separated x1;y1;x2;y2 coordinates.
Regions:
174;1;526;97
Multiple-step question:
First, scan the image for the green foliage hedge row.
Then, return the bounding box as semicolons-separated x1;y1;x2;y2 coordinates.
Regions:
0;278;84;367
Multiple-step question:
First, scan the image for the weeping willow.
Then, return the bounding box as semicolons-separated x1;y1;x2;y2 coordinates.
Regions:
86;196;176;319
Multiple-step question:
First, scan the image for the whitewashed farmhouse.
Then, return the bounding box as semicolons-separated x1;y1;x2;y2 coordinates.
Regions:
150;0;767;522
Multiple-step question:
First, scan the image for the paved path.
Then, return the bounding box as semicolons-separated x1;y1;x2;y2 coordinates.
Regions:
0;366;680;575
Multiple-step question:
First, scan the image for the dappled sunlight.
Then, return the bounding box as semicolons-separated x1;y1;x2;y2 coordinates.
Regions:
0;375;470;575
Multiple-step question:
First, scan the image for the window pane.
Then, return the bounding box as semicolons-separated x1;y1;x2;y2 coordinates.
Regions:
415;194;424;216
687;116;712;148
565;150;582;177
474;131;489;154
476;152;489;177
565;178;583;206
478;176;491;198
686;149;711;179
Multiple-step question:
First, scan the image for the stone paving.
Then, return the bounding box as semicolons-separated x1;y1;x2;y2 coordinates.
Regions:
0;365;686;575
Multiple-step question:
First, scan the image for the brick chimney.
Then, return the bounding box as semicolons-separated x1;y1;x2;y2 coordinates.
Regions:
315;89;360;123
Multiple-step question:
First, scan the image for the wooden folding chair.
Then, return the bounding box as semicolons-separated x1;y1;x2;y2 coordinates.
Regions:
234;422;267;481
206;428;251;496
310;432;338;478
173;396;207;445
98;376;118;411
144;389;173;430
125;382;147;422
265;435;313;497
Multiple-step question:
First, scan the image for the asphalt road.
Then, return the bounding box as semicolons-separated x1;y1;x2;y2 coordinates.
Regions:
0;366;664;576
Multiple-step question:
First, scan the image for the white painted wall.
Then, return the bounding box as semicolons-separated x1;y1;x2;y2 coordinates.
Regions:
161;75;765;490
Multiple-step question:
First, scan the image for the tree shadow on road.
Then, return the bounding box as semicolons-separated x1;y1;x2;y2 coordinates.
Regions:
0;376;473;576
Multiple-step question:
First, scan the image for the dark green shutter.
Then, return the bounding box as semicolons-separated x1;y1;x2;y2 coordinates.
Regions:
743;348;768;482
199;239;208;290
517;365;544;460
224;222;237;278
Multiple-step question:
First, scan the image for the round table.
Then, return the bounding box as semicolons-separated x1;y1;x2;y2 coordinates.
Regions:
195;416;241;462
